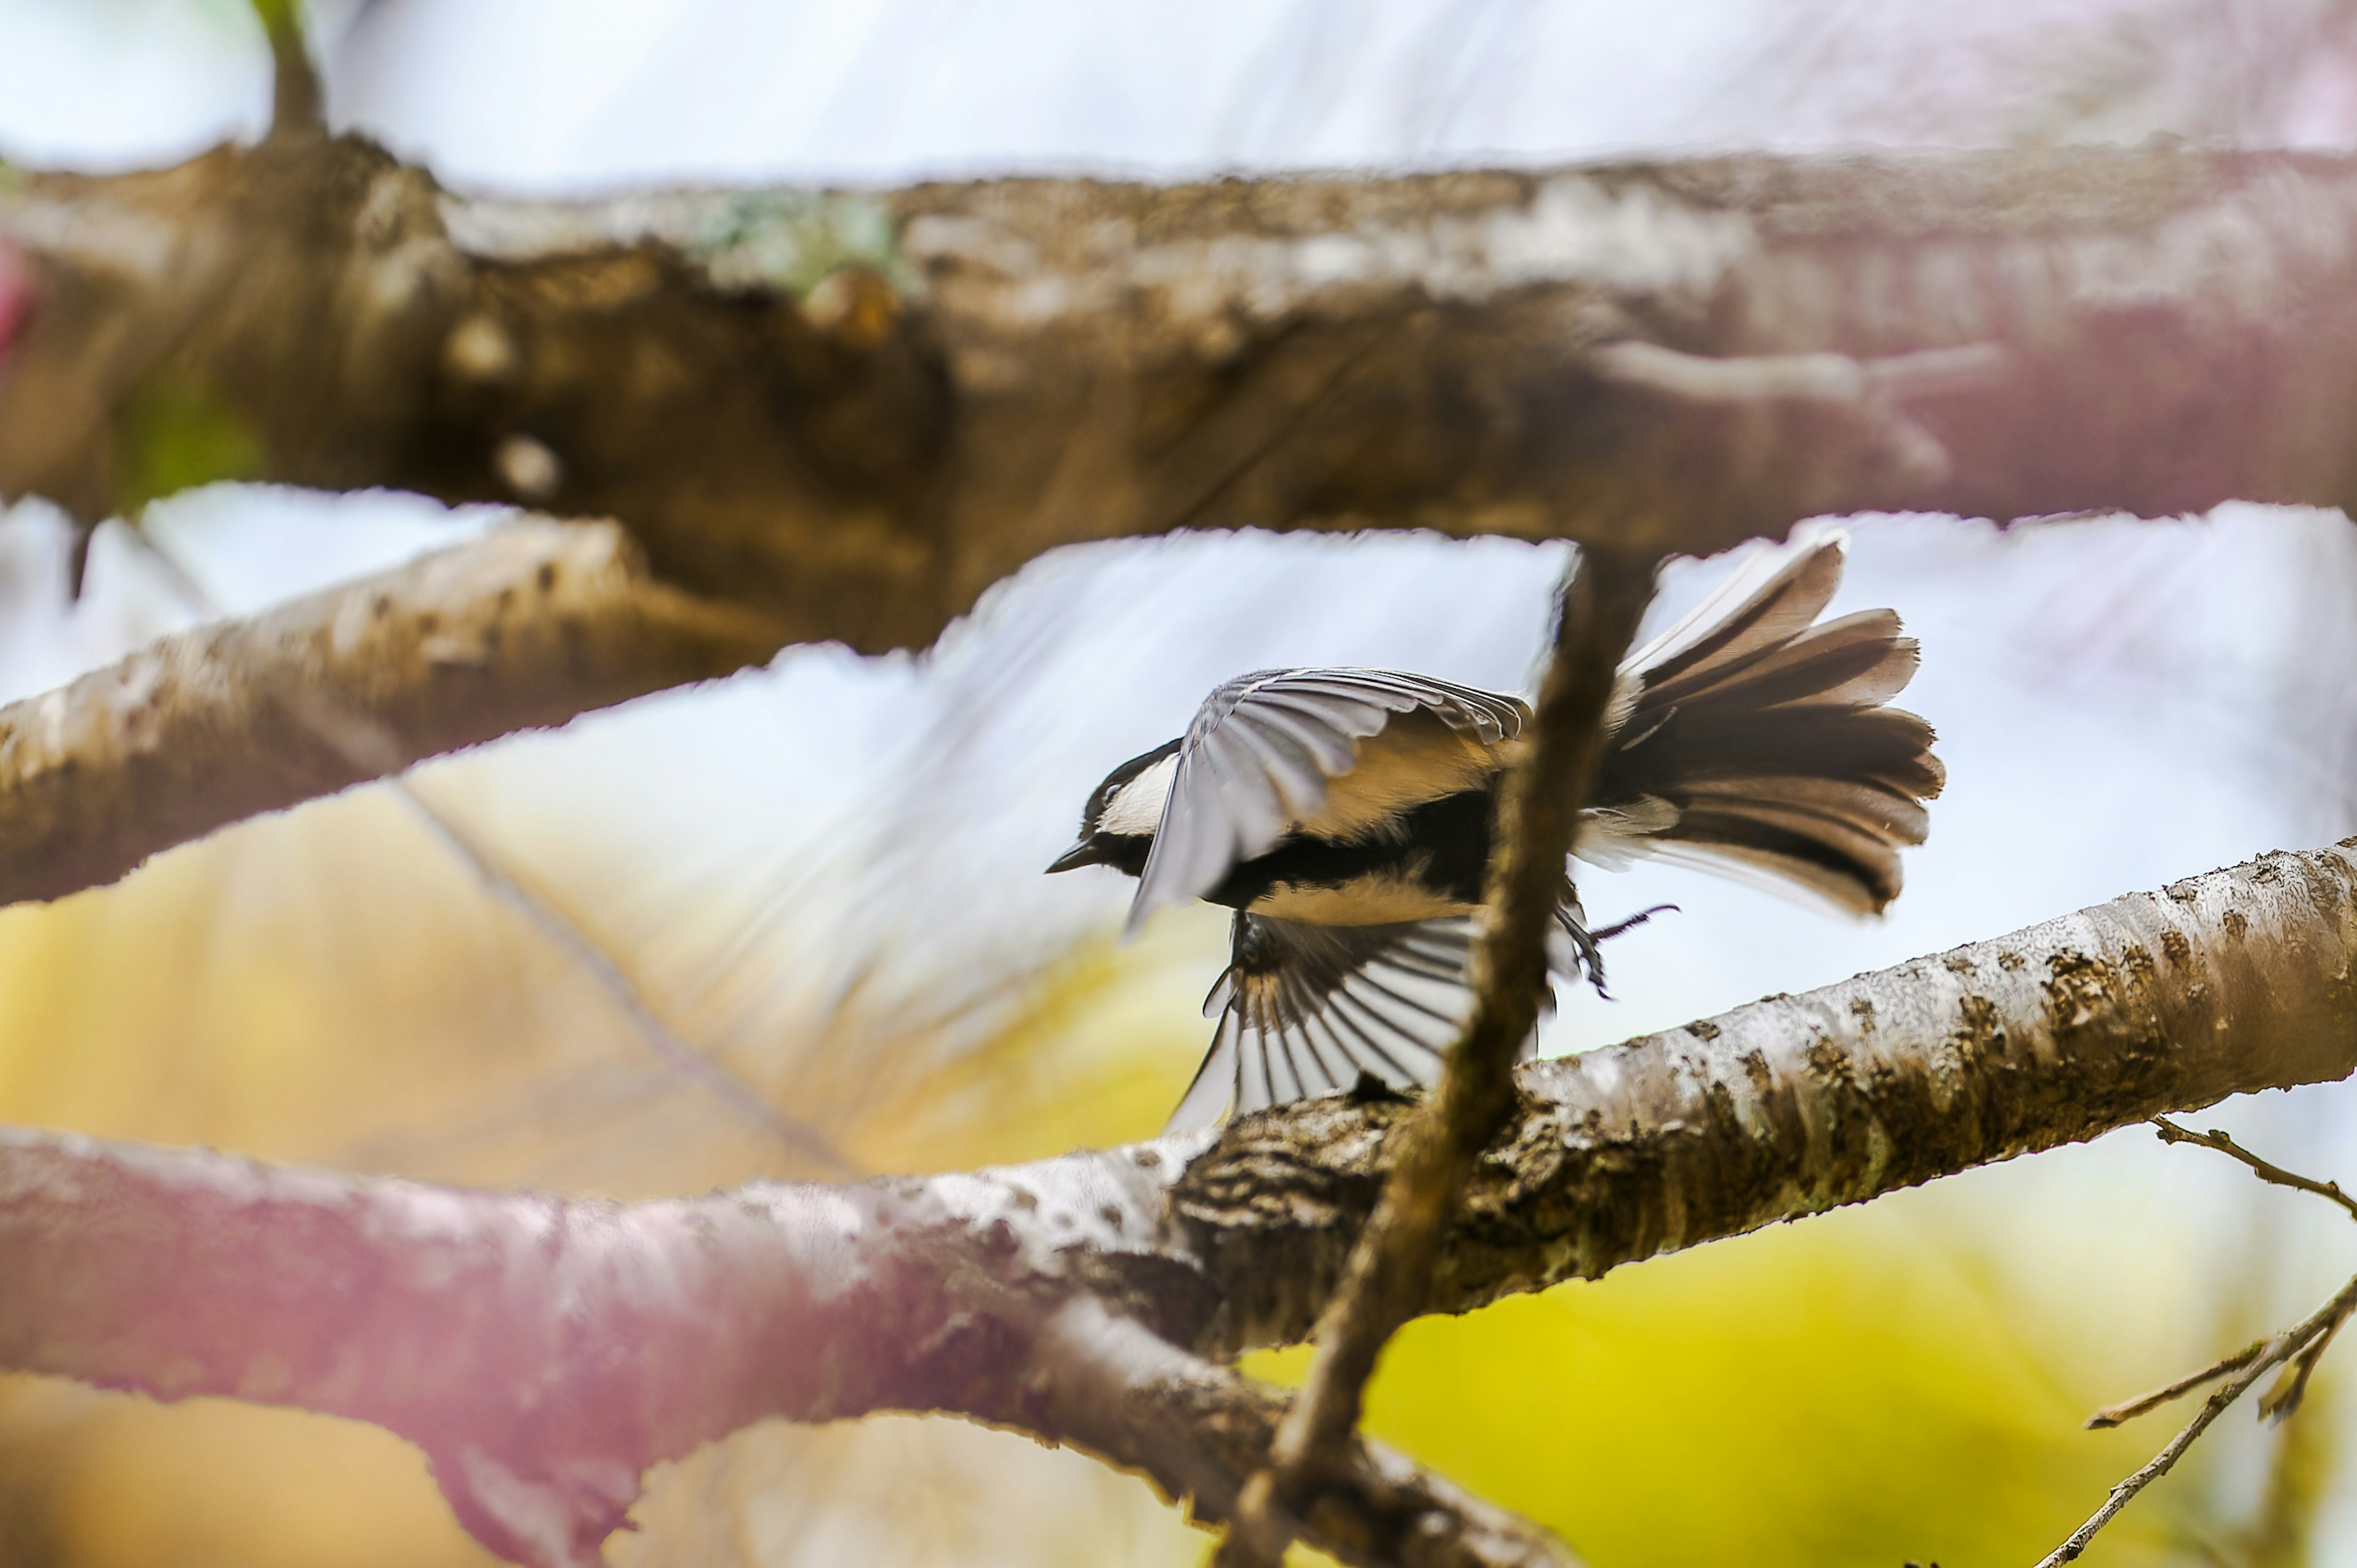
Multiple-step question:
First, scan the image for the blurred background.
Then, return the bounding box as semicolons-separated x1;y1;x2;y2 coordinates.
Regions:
5;2;2357;1565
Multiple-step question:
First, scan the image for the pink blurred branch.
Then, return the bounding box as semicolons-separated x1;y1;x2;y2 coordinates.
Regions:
6;844;2355;1566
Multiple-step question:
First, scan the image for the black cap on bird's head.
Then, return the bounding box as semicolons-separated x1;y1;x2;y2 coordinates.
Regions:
1046;738;1180;876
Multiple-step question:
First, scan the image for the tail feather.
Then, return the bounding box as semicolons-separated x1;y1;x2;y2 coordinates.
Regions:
1643;825;1901;914
1674;609;1918;713
1676;774;1930;844
1620;536;1844;698
1593;538;1943;914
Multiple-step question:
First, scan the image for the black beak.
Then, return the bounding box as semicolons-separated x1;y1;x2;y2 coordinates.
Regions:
1046;840;1103;875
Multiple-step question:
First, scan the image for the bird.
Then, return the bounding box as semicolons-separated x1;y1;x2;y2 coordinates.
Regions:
1046;536;1943;1131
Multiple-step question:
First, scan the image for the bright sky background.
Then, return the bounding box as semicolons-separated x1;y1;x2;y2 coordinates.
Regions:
7;2;2357;1562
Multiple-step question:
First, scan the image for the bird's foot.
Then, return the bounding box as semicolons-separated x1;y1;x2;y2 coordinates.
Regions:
1557;903;1678;998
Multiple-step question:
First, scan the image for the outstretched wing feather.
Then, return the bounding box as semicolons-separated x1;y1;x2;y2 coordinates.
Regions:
1169;913;1511;1131
1129;668;1528;932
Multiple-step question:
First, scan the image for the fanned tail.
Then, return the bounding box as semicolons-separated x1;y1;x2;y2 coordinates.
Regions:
1591;536;1945;914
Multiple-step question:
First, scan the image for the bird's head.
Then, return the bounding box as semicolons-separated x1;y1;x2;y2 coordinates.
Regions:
1047;739;1178;877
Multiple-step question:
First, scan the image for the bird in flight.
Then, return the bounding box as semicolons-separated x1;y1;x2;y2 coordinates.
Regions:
1048;536;1943;1130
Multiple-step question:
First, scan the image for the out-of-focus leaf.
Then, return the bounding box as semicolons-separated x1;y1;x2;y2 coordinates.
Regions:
1248;1192;2229;1568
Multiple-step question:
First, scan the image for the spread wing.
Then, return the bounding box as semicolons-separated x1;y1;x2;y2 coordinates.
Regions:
1166;900;1670;1130
1127;668;1526;935
1166;913;1488;1131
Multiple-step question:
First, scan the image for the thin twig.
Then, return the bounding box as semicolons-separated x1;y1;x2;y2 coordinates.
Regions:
2057;1126;2357;1559
2043;1347;2287;1568
2042;1273;2357;1567
252;0;325;139
2152;1119;2357;1222
1217;544;1661;1567
2086;1337;2269;1428
2259;1303;2348;1423
126;522;853;1175
393;786;856;1175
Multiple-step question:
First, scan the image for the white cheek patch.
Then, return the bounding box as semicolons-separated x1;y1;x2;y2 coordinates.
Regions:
1099;753;1178;836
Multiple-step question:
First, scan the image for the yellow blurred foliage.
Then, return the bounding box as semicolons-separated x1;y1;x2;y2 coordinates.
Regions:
1253;1199;2206;1568
0;779;2320;1568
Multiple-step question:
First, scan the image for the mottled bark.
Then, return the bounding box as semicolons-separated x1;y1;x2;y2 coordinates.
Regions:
1;845;2349;1566
10;137;2357;650
6;140;2357;905
1177;842;2357;1353
0;519;781;902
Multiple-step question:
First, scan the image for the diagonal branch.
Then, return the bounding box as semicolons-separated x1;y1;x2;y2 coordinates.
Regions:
2151;1118;2357;1222
390;785;856;1174
2;845;2355;1564
120;521;853;1173
1223;546;1660;1564
1022;1299;1579;1568
0;519;785;903
2085;1338;2270;1429
2042;1273;2357;1567
2047;1111;2357;1562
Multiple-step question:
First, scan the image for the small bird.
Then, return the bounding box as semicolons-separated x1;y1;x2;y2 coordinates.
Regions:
1048;536;1943;1130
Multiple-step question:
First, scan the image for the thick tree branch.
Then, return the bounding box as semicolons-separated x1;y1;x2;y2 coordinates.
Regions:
1225;546;1659;1564
11;141;2357;647
0;519;782;902
7;142;2357;903
2;845;2353;1564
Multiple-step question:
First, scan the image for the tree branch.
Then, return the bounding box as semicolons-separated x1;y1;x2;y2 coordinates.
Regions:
116;519;851;1171
9;142;2357;902
2054;1126;2357;1562
12;140;2357;644
2;844;2354;1564
2038;1278;2357;1568
2151;1117;2357;1222
1021;1299;1579;1568
253;0;325;141
1224;546;1660;1564
0;519;783;903
2085;1337;2270;1429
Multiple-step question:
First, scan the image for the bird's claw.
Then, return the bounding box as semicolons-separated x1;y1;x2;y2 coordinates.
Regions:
1558;903;1678;998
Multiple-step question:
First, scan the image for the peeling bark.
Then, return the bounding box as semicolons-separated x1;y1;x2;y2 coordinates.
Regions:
9;138;2357;653
0;519;783;903
1;845;2349;1565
